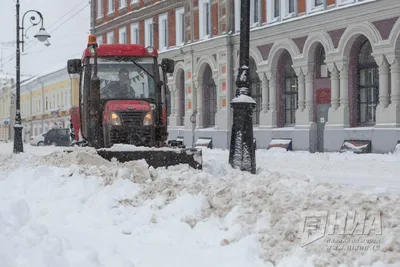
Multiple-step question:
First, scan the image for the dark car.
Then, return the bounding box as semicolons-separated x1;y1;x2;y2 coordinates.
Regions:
44;128;72;146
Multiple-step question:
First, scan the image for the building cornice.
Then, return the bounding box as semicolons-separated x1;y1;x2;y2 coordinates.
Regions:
95;0;184;35
248;0;395;46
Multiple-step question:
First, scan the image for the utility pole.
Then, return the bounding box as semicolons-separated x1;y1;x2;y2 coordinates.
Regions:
91;0;96;35
228;0;256;174
13;0;51;153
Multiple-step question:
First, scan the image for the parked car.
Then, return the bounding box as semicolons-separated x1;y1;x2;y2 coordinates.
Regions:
30;132;47;146
44;128;72;146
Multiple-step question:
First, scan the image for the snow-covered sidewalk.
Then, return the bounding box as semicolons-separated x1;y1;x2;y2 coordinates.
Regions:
0;142;399;267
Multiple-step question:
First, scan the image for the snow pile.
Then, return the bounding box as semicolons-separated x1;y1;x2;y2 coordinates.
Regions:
0;143;400;267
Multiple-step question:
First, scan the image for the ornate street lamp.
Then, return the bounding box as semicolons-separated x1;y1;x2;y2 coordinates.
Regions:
13;0;51;153
228;0;257;174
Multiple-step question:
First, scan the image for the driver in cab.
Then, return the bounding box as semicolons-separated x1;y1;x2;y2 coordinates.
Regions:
103;68;136;98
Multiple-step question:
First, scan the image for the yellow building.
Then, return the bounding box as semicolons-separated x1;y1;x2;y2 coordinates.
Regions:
20;64;79;141
0;77;14;140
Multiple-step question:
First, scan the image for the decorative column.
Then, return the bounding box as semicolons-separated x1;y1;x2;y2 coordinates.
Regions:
326;59;349;127
390;58;400;105
265;69;277;127
195;80;203;128
257;70;269;112
376;55;390;108
304;69;314;121
339;61;349;109
376;54;400;126
330;65;340;110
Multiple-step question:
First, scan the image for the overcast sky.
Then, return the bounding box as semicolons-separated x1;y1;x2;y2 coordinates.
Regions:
0;0;90;79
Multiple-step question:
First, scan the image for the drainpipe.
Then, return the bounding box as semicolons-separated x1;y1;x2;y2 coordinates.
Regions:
37;77;45;133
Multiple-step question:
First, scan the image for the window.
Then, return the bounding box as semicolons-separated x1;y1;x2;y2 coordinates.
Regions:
199;0;212;39
357;40;378;126
107;31;114;44
119;0;126;9
267;0;280;23
61;90;64;108
98;35;103;45
57;93;60;108
65;91;68;107
337;0;359;6
130;23;139;44
281;0;297;19
307;0;326;13
175;8;185;46
145;18;154;47
250;0;261;26
235;0;260;30
97;0;103;18
159;13;168;50
281;51;297;126
315;44;330;79
108;0;114;14
131;0;138;3
119;26;127;44
45;96;48;110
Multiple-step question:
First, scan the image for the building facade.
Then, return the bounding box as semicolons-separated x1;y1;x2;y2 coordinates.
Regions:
0;77;14;141
20;66;80;142
93;0;400;153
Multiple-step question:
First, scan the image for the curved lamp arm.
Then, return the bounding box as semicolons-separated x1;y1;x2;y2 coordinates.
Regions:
20;10;44;52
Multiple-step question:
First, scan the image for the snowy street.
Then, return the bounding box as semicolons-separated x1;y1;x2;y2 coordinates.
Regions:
0;143;399;267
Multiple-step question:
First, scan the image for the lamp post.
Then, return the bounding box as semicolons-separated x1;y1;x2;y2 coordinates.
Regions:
228;0;256;174
13;0;51;153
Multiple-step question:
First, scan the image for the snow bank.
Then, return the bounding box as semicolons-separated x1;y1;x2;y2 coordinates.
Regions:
0;143;400;267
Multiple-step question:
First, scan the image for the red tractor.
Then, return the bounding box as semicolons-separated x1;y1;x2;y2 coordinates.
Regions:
66;35;202;170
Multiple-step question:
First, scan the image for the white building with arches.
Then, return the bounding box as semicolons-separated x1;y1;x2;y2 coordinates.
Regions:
94;0;400;152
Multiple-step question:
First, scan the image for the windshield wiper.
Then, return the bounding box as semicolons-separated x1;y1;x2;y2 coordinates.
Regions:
131;59;154;79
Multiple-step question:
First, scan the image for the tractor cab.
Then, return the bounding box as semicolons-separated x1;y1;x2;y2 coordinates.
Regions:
67;34;175;149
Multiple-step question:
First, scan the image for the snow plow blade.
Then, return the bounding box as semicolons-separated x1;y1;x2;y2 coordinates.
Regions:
95;148;203;170
64;148;203;170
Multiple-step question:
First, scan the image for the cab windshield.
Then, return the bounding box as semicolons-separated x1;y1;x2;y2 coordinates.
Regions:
89;57;156;101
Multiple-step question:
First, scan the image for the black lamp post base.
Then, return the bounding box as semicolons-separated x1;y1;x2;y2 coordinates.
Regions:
229;101;256;174
13;125;24;153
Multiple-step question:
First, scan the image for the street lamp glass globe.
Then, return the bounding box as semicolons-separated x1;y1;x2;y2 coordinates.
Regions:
34;27;51;42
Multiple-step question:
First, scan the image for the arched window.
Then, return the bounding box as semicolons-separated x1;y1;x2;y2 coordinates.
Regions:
203;65;217;128
315;43;330;79
357;40;378;126
282;52;298;125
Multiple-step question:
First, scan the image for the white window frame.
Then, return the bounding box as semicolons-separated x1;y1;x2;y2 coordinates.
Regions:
108;0;114;14
119;26;127;44
107;31;114;44
337;0;358;6
145;18;154;47
158;13;168;51
119;0;126;9
131;0;138;4
281;0;297;20
234;0;240;32
306;0;327;13
130;22;139;44
97;0;103;18
250;0;261;27
199;0;212;39
175;7;185;46
98;35;103;45
267;0;280;24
